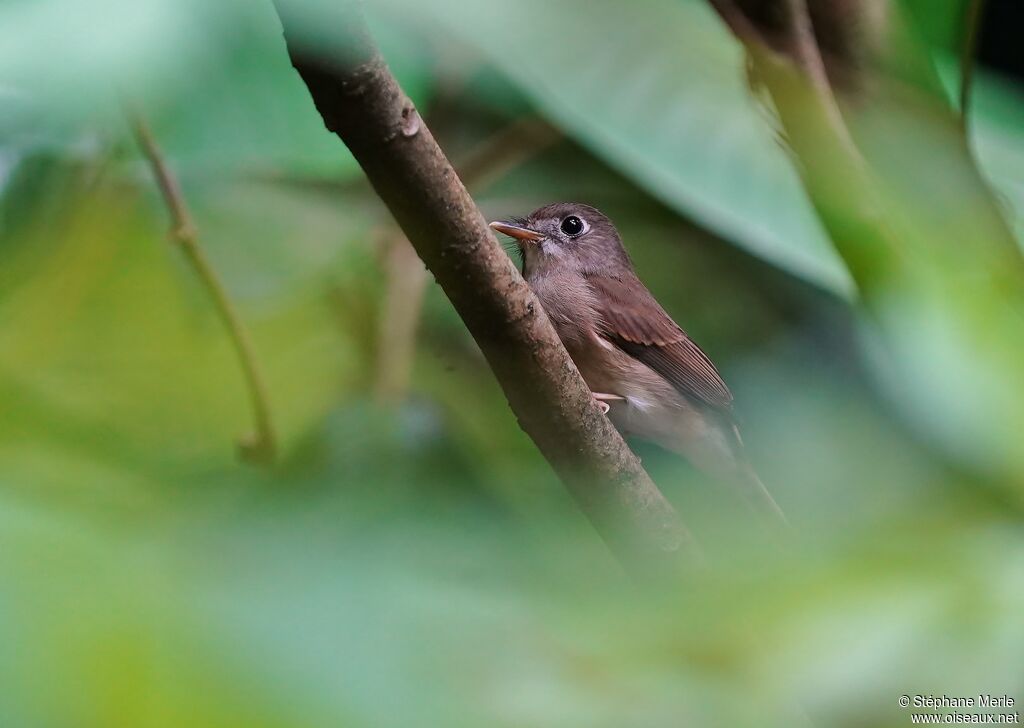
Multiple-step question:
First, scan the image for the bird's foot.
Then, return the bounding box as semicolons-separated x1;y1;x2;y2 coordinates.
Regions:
592;392;625;415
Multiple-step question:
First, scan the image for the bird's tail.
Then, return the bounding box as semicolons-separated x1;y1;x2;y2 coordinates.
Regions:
719;422;788;528
733;462;789;529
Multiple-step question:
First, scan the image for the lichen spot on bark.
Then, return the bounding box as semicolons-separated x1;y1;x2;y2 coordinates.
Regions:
400;105;420;137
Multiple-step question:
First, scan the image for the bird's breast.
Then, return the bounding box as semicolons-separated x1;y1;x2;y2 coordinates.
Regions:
527;272;652;397
527;272;597;351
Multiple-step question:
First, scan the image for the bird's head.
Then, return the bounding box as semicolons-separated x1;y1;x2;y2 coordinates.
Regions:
490;202;631;276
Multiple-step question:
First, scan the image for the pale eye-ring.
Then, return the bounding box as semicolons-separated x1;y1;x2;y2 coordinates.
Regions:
560;215;586;236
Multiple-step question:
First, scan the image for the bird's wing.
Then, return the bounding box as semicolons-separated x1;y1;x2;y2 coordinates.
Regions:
586;272;734;414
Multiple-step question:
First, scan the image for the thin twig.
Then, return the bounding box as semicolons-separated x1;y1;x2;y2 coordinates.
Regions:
128;111;278;465
781;0;830;93
457;117;562;192
777;0;863;154
709;0;898;290
373;231;430;405
711;0;861;154
959;0;985;135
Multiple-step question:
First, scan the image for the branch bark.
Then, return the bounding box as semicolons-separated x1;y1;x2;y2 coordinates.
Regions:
373;116;560;405
271;0;697;576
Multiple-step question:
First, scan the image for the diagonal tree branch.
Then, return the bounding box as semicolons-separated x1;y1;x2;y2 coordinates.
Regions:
129;111;278;465
374;116;561;405
271;0;698;577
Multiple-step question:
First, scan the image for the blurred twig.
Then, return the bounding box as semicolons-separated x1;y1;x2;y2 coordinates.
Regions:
128;111;277;465
723;0;893;291
959;0;985;134
373;230;429;405
374;117;561;405
457;117;562;192
710;0;1024;487
709;0;1021;286
273;0;699;578
707;0;771;49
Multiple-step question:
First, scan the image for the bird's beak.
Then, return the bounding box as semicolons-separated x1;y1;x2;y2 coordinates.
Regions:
489;220;543;242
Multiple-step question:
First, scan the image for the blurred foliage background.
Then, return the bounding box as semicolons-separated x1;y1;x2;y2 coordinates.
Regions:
1;0;1023;726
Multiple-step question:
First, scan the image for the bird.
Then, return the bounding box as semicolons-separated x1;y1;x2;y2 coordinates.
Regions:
490;202;785;524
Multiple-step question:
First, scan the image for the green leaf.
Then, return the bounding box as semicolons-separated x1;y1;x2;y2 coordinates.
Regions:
0;175;362;502
961;66;1024;244
0;0;435;177
375;0;853;294
900;0;970;55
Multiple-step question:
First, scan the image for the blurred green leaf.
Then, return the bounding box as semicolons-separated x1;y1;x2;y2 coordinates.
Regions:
0;0;435;176
900;0;970;55
1;470;1021;727
2;2;1024;726
0;175;361;507
376;0;853;294
946;59;1024;242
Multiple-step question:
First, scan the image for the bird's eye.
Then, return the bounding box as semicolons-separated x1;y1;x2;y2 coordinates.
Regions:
560;216;585;236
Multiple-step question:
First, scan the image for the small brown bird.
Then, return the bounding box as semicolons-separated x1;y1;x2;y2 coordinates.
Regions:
490;203;784;523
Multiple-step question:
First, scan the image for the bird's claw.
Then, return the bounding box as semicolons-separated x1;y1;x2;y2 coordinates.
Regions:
592;392;623;416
